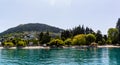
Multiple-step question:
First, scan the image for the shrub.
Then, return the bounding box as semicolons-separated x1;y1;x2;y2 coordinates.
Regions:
48;39;64;47
98;41;103;45
106;39;112;44
86;34;96;45
29;39;39;45
4;42;14;47
17;41;26;47
64;38;72;46
72;34;86;45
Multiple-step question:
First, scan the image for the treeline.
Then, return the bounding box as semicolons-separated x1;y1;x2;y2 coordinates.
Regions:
2;18;120;48
61;18;120;46
61;25;94;40
61;25;106;45
1;25;104;48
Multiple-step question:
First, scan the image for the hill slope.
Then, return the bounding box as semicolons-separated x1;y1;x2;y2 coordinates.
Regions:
0;23;64;36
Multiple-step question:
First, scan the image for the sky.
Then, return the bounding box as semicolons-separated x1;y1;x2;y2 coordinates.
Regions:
0;0;120;34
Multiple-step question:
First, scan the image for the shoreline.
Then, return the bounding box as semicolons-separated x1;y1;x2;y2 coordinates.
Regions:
0;46;50;49
0;45;120;49
98;45;120;48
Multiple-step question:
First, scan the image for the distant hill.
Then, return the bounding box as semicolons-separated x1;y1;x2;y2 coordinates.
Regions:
0;23;64;36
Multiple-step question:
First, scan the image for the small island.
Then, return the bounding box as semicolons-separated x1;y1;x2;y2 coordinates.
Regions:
0;19;120;49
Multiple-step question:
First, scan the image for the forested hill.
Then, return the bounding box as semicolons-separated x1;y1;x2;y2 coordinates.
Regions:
0;23;64;36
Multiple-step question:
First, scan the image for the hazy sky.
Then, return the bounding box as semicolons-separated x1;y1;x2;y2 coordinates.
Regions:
0;0;119;34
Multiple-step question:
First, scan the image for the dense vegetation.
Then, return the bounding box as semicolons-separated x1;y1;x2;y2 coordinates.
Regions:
1;19;120;48
0;23;64;36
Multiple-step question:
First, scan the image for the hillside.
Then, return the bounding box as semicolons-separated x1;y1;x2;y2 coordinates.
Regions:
0;23;64;36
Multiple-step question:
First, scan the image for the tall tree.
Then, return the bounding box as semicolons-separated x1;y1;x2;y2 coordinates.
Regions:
103;35;108;42
39;31;51;45
95;30;103;43
86;34;96;45
41;31;51;44
61;30;72;40
85;27;90;34
81;25;85;34
116;18;120;43
39;32;43;41
116;18;120;30
108;28;119;44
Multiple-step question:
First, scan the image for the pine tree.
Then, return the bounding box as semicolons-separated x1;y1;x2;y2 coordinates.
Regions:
116;18;120;43
95;30;103;43
116;18;120;30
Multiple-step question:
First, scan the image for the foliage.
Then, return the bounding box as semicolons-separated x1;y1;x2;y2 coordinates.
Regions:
4;42;14;47
39;32;51;45
64;38;72;46
12;38;21;45
98;41;103;45
95;30;103;43
61;25;94;40
72;34;86;45
116;18;120;31
103;35;108;43
29;39;39;45
61;30;72;40
86;34;96;45
48;39;64;47
116;18;120;43
17;41;26;47
108;28;119;44
72;25;94;36
4;21;120;46
39;32;44;41
106;38;112;44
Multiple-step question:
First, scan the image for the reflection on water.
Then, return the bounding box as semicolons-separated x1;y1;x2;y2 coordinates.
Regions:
0;48;120;65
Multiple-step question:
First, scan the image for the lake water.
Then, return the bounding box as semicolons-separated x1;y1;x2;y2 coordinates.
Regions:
0;48;120;65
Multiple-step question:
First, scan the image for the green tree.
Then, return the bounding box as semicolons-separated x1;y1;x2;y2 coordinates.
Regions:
39;31;51;45
48;39;64;47
108;28;119;44
61;30;72;40
64;38;72;46
86;34;96;45
72;34;86;45
17;40;26;47
41;32;51;44
95;30;103;43
106;38;112;44
4;42;14;47
116;18;120;43
39;32;44;41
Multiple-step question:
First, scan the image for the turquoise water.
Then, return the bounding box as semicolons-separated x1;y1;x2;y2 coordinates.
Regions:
0;48;120;65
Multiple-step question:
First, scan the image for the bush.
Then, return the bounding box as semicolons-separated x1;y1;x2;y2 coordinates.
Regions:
4;42;14;47
29;39;39;45
98;41;103;45
17;41;26;47
106;39;112;44
86;34;96;45
72;34;86;45
48;39;64;47
64;38;72;46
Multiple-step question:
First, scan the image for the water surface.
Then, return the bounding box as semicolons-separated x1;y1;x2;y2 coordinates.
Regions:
0;48;120;65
